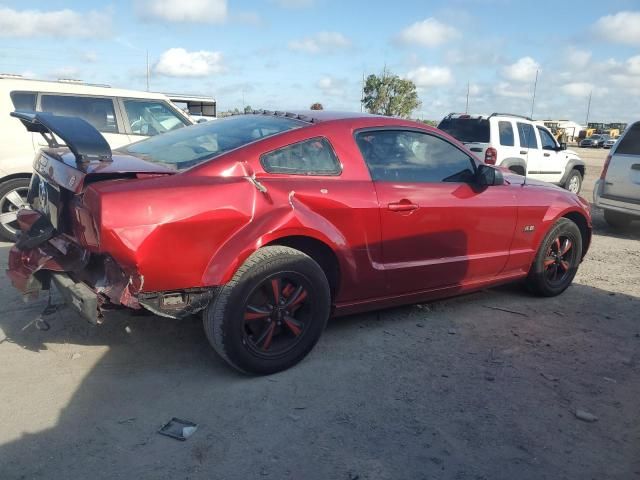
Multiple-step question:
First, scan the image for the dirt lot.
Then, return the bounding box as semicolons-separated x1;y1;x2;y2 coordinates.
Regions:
0;147;638;480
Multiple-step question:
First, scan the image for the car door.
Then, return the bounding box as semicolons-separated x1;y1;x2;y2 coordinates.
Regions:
355;128;518;295
516;122;544;181
38;93;132;148
604;121;640;203
535;126;564;183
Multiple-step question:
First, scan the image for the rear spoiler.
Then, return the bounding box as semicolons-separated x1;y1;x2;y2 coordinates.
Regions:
10;111;112;163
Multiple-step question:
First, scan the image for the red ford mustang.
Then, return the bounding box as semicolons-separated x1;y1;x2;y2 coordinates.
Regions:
7;110;591;374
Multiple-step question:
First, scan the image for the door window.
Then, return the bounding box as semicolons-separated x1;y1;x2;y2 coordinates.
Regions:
537;127;557;150
261;137;341;175
40;95;118;133
516;122;538;149
498;121;515;146
356;130;476;183
123;100;189;136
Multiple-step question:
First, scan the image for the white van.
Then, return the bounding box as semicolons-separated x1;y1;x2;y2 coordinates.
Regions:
0;76;194;240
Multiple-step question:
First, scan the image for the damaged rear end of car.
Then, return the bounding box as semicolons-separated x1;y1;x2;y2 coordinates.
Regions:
6;111;254;323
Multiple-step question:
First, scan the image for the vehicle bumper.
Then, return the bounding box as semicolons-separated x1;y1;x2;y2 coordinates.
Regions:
6;208;215;321
593;180;640;217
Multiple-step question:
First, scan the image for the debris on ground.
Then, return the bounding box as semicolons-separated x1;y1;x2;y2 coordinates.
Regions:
574;409;598;423
448;329;457;335
540;372;559;382
70;352;81;360
158;417;198;441
483;305;529;317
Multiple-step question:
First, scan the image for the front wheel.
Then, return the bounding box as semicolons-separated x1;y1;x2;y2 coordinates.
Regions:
564;169;582;194
526;218;582;297
203;246;331;375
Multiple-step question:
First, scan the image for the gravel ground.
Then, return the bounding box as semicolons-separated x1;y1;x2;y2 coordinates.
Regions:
0;146;638;480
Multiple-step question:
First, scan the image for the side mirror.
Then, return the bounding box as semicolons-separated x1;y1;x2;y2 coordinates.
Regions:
559;142;567;151
477;164;504;186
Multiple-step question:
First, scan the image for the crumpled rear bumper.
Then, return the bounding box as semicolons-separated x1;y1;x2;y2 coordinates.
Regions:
6;209;141;324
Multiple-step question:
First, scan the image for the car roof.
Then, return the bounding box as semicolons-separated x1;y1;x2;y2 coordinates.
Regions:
0;77;173;101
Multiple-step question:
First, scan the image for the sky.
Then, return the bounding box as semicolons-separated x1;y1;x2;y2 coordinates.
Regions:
0;0;639;123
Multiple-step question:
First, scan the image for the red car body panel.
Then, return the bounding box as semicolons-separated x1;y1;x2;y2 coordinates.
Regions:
7;113;592;320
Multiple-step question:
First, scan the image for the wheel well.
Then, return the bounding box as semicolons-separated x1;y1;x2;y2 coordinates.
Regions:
266;236;340;300
563;212;590;258
509;165;525;176
0;173;32;185
572;165;585;177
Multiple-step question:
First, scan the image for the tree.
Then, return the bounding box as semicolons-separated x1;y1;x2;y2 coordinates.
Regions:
362;70;421;118
244;105;253;114
310;102;324;110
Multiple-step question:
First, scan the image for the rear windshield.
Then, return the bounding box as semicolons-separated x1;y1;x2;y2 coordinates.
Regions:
616;123;640;155
122;115;305;170
437;118;490;143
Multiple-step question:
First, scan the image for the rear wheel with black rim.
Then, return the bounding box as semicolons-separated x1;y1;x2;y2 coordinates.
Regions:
203;246;331;375
0;178;30;242
526;218;582;297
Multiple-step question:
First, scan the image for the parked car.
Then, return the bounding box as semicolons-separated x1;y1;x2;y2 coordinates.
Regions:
604;137;616;149
438;113;585;194
580;134;609;148
593;121;640;228
7;111;592;374
0;75;194;241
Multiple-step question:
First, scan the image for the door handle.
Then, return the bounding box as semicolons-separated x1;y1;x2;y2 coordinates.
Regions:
520;150;527;154
388;201;419;212
543;152;550;157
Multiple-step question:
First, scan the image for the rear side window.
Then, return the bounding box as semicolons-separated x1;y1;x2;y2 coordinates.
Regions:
10;91;36;111
437;118;490;143
261;137;341;175
517;122;538;149
498;121;514;146
616;123;640;155
40;95;118;134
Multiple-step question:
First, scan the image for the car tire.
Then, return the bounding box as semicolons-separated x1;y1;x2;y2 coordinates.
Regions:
526;218;582;297
563;169;582;194
0;177;30;242
603;209;633;228
203;246;331;375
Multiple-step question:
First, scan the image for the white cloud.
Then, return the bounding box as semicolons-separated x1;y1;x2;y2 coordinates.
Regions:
136;0;227;24
0;6;111;38
272;0;314;8
154;48;225;77
627;55;640;75
502;57;540;82
561;82;594;97
593;11;640;46
406;66;453;87
566;47;592;69
317;76;347;96
289;32;351;54
493;81;531;99
397;18;459;48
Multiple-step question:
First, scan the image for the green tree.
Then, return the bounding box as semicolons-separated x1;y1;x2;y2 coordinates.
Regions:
310;102;324;110
244;105;253;114
362;70;421;118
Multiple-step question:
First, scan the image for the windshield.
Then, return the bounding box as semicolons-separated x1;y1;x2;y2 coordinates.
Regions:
437;118;490;143
121;114;305;170
588;135;602;139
